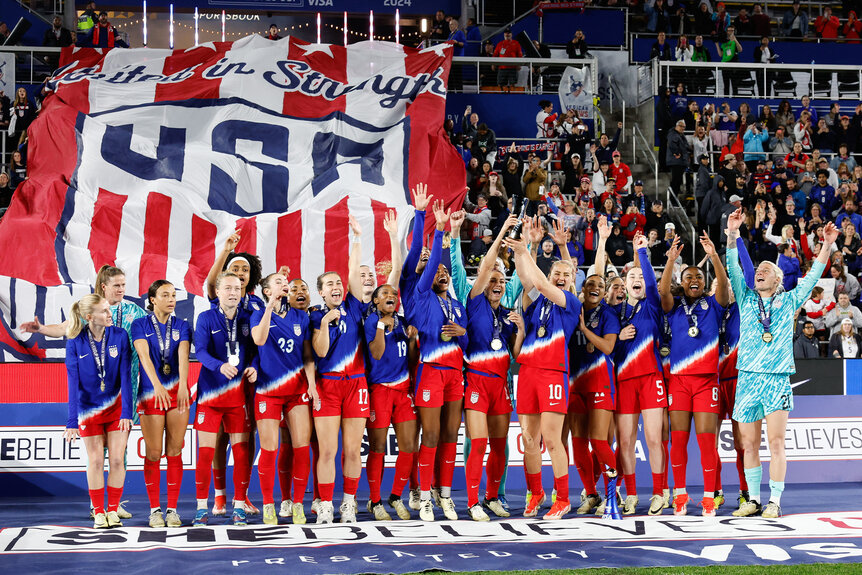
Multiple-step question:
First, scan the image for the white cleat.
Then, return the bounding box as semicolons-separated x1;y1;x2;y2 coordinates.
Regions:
467;503;490;522
339;499;357;523
165;509;182;528
419;499;434;521
483;498;510;518
315;501;334;524
388;496;411;520
93;512;109;529
622;495;639;516
648;494;665;516
279;499;293;518
116;501;133;519
369;501;392;521
311;498;321;515
408;488;421;511
148;509;166;528
439;496;458;520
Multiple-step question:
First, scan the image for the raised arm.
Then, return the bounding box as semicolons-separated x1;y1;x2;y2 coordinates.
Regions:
594;215;612;277
20;317;68;338
402;183;431;280
383;209;403;288
701;231;729;307
505;235;570;308
736;235;756;288
789;221;839;309
416;200;450;295
471;215;519;299
347;213;364;300
725;208;749;302
659;235;684;313
634;233;661;309
549;218;572;264
206;232;240;300
448;210;469;303
519;216;546;301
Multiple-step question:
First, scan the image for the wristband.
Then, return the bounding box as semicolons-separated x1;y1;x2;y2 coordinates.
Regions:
377;321;386;331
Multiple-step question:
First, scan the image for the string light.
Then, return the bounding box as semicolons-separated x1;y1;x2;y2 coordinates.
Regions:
316;12;321;44
395;9;399;45
194;7;198;46
221;10;225;42
369;10;374;42
169;3;174;49
142;1;147;46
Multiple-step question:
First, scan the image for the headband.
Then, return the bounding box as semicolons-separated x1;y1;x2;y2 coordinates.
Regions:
226;256;250;269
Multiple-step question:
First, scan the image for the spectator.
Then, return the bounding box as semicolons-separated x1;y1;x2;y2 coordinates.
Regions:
620;203;646;240
83;11;128;48
606;223;632;266
9;87;36;145
430;10;448;42
0;172;12;213
700;174;726;244
813;118;836;154
844;11;862;42
669;83;688;122
656;86;673;171
743;123;769;171
831;143;857;172
675;35;694;61
683;100;701;131
691;34;712;64
77;1;97;36
777;243;801;290
9;151;26;189
546;179;565;208
829;287;862;329
814;6;841;39
689;125;710;165
794;320;821;358
835;199;862;231
522;155;547;202
717;26;742;95
0;21;8;45
694;2;714;36
786;142;810;174
667;120;691;198
794;110;814;152
535;100;558;139
803;286;835;338
650;31;673;60
836;221;861;272
566;29;589;59
751;3;773;37
800;95;819;124
769;125;794;161
536;237;560;276
694;153;713;202
646;199;671;233
829;318;862;357
775;99;796;131
808;169;838;215
736;102;757;130
625;180;648;212
265;24;281;40
712;2;732;41
734;7;753;36
493;28;522;93
759;104;779;133
609;150;633;194
501;147;524;198
646;0;672;33
465;18;482;56
592;122;623;167
462;108;479;140
479;41;496;87
825;102;842;128
43;16;73;47
472;123;497;165
780;0;809;37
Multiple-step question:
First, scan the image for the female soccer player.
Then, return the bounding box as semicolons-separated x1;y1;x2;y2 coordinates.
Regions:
505;218;582;521
357;210;403;306
310;214;368;524
131;280;192;528
64;294;132;528
251;272;318;525
614;234;668;516
658;233;729;516
464;215;524;521
192;272;257;526
411;199;467;521
726;209;838;518
205;232;264;517
363;282;418;521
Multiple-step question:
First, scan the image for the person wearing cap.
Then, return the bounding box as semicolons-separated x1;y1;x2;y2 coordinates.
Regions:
609;150;633;195
84;10;128;48
784;142;809;174
575;175;594;206
546;179;564;208
720;132;744;167
493;28;523;92
561;147;585;197
829;318;862;358
667;120;691;200
695;154;713;206
780;1;809;37
626;179;647;213
265;24;281;40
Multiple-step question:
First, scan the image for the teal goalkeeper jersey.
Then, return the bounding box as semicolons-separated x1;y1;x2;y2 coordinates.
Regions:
727;247;825;375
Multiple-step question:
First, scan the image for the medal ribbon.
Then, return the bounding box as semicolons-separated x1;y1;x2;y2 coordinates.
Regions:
437;295;454;324
87;328;107;389
757;294;775;336
538;297;554;335
113;303;123;329
220;308;238;359
490;303;508;344
150;314;172;371
680;296;703;332
619;301;640;327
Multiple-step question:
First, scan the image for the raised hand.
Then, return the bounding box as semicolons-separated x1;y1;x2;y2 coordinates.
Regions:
432;199;450;231
20;316;43;334
412;182;432;211
450;209;466;234
501;214;520;234
550;218;568;245
699;231;717;257
597;214;612;240
823;221;840;245
277;265;290;279
224;231;241;253
383;209;398;235
726;207;745;232
526;216;545;245
633;231;648;251
508;311;524;333
503;236;528;255
348;213;362;238
666;234;683;262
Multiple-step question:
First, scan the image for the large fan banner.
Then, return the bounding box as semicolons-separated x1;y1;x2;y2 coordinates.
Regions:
0;36;465;361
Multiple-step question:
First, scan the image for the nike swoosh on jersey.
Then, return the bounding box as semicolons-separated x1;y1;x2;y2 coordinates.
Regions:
211;329;221;334
79;354;88;359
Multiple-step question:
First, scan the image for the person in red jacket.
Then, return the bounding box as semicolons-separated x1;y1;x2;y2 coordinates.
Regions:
844;11;862;43
620;203;646;240
494;28;523;93
814;6;840;38
608;150;633;195
85;11;128;48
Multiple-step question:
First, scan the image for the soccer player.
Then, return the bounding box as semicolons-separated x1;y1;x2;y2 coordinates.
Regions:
614;233;668;516
658;232;730;516
725;209;838;518
131;280;192;528
64;294;132;529
505;218;582;520
411;199;467;521
251;272;318;525
193;272;257;526
464;215;524;521
310;214;368;524
204;233;264;517
363;283;418;521
357;210;403;307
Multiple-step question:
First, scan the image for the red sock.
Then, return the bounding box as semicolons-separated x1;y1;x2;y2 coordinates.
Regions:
716;451;724;492
418;445;437;491
466;437;488;507
554;474;570;503
196;446;215;499
89;488;105;515
143;458;161;509
366;451;385;503
670;430;690;490
409;451;420;490
278;442;294;502
231;441;250;502
311;439;320;499
624;473;637;497
292;445;310;503
391;450;414;498
107;485;123;512
213;464;226;492
591;449;602;485
343;475;360;497
319;481;335;502
438;442;458;489
736;448;748;491
485;437;507;500
652;472;664;496
166;455;183;510
526;471;543;495
591;439;616;471
432;446;441;488
571;436;596;495
662;439;670;490
258;448;278;505
696;432;718;494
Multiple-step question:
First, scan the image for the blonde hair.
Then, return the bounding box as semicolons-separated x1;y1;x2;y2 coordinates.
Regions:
550;259;578;293
94;265;124;298
66;294;105;338
215;271;241;290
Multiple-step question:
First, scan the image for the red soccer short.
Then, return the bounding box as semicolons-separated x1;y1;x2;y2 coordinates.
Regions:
517;365;569;415
568;389;615;413
465;369;512;416
194;404;251;434
314;373;370;419
668;373;720;414
137;383;186;416
254;392;310;422
368;385;417;429
414;363;464;409
78;419;123;437
718;377;738;421
616;372;668;414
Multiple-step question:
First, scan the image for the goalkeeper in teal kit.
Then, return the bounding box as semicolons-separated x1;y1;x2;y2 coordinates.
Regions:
724;209;839;519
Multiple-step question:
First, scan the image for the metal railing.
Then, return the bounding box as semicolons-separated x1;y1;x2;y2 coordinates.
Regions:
632;123;660;195
450;55;598;95
0;45;62;84
607;74;626;142
655;60;862;100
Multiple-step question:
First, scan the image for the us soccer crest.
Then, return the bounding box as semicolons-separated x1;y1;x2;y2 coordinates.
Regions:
242;324;250;337
172;329;180;341
700;300;709;310
455;307;461;318
422;389;430;402
370;410;376;423
470;391;479;404
668;394;673;406
294;324;302;336
198;412;205;424
252;303;260;311
258;401;266;413
109;345;118;358
591;319;599;328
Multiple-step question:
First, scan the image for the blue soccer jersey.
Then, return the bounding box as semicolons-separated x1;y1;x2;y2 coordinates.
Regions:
400;209;426;324
65;326;132;428
666;294;723;376
518;289;582;373
363;312;411;391
310;292;366;376
718;302;740;381
571;304;621;392
131;315;192;407
465;293;517;379
194;307;253;407
251;307;311;396
614;248;664;381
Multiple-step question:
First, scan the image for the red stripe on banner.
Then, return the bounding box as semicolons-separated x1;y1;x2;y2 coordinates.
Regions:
234;217;258;256
371;200;391;286
324;197;350;282
155;45;230;103
137;193;172;296
283;39;348;118
276;212;303;281
184;215;218;296
87;188;127;272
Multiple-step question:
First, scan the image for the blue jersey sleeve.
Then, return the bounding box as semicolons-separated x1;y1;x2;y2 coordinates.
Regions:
180;320;192;343
736;236;755;289
194;314;223;372
602;306;622;336
250;309;265;329
417;228;445;295
130;318;147;342
364;312;381;344
118;334;133;420
65;338;79;429
638;248;662;309
401;210;426;284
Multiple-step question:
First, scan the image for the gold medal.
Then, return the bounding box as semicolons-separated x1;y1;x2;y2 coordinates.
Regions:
688;326;700;338
762;332;773;343
660;345;670;357
537;326;547;338
441;334;452;342
100;381;105;392
163;364;171;376
586;343;595;353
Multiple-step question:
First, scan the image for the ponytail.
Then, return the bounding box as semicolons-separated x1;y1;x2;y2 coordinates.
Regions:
94;265;124;298
66;294;105;338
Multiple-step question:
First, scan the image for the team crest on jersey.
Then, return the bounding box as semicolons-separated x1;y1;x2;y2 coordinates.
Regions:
198;412;205;424
470;391;479;404
422;389;430;402
700;300;709;310
242;324;250;337
370;410;376;423
590;320;599;328
294;324;302;336
79;424;86;431
109;345;118;358
172;329;180;341
668;394;673;406
252;303;260;311
258;401;266;413
455;308;461;318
